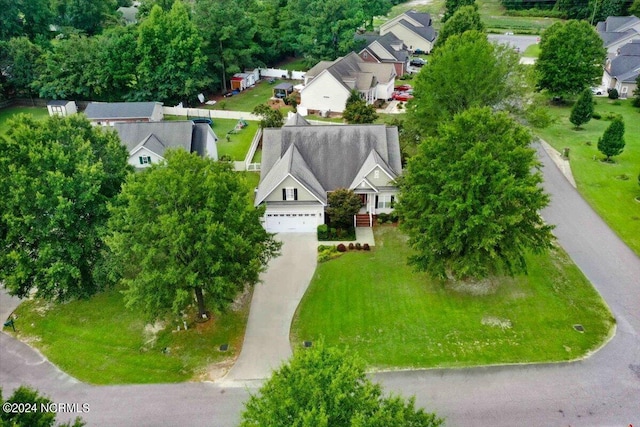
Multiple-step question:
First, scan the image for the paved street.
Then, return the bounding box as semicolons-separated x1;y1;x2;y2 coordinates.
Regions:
1;143;639;426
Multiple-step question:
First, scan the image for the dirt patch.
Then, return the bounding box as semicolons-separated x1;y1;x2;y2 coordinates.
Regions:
143;321;165;347
448;278;498;296
197;359;237;382
481;316;512;330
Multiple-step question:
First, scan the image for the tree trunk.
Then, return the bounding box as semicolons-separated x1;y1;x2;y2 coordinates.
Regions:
194;286;207;320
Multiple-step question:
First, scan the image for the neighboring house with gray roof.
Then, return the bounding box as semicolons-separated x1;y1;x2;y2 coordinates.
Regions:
380;10;437;54
114;121;218;169
358;32;410;77
602;39;640;98
255;115;401;232
596;16;640;57
84;102;163;126
299;52;396;115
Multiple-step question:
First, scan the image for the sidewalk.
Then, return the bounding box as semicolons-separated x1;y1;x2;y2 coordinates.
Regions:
538;139;576;188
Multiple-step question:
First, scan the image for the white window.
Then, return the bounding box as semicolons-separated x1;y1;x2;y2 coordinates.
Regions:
374;169;380;179
621;86;628;94
139;155;152;165
376;195;395;209
284;187;297;201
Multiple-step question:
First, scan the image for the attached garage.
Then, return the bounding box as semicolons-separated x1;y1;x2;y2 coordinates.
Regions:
264;212;320;233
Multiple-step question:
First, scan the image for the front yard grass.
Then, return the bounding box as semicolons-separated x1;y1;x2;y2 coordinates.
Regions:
291;226;614;369
7;286;251;384
536;98;640;255
0;106;48;135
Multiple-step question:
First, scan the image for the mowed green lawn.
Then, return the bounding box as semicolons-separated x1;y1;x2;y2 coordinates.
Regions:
291;226;614;369
9;287;251;384
536;98;640;255
0;106;49;135
208;79;294;112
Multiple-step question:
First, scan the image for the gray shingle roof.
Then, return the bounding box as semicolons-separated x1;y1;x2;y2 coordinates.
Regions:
47;100;70;106
284;113;311;127
608;40;640;81
85;102;161;120
114;121;194;157
305;52;395;93
598;16;640;33
257;124;402;206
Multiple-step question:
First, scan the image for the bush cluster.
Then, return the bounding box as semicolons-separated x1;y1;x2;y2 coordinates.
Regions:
376;212;399;224
317;225;356;241
607;88;619;99
317;244;342;262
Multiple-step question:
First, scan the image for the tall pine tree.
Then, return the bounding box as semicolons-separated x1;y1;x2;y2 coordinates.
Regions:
597;117;625;162
569;89;594;129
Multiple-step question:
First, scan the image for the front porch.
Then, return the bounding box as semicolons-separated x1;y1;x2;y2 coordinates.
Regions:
353;192;394;227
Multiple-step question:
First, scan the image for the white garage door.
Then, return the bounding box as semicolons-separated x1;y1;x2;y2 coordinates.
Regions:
265;213;318;233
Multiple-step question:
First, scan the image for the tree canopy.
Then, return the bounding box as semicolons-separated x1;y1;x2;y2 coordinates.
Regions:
597;116;625;162
343;90;378;124
106;149;281;320
1;386;85;427
535;20;606;99
397;107;554;280
408;30;522;136
443;0;477;22
327;188;362;229
253;104;285;128
435;5;485;49
569;88;594;129
241;343;443;427
0;115;130;301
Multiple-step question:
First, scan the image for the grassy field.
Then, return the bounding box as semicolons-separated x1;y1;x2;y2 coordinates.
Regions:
0;106;49;135
522;43;540;57
7;287;251;384
478;0;560;34
536;98;640;255
207;79;294;112
292;226;614;369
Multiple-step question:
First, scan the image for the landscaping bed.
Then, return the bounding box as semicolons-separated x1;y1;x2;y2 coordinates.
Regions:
536;98;640;255
291;226;614;369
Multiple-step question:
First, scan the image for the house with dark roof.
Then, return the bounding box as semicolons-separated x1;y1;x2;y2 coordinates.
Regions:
596;16;640;57
379;10;437;54
114;121;218;169
84;102;163;126
602;39;640;98
254;114;401;233
358;32;410;77
299;52;396;115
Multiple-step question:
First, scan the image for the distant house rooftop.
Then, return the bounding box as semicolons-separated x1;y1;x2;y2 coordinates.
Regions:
84;102;163;123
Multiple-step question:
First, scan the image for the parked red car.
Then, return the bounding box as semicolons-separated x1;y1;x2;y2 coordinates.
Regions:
394;84;412;92
393;92;414;101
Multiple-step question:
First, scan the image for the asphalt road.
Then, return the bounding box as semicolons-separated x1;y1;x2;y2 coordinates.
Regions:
1;143;639;426
488;34;539;53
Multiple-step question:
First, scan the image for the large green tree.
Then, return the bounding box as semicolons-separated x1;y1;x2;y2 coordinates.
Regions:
241;343;443;427
193;0;259;92
134;2;211;104
362;0;393;29
0;386;85;427
253;104;284;128
597;116;625;162
0;115;130;301
397;107;554;280
51;0;119;35
327;188;362;229
535;20;605;99
443;0;477;22
0;37;42;98
435;5;485;48
630;0;640;17
632;74;640;108
569;88;594;129
106;149;281;320
343;90;378;124
408;30;522;136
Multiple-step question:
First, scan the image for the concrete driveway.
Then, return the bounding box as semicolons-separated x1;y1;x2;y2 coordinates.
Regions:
223;232;317;383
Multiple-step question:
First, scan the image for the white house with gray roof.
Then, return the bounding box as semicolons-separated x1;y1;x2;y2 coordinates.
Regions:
255;114;401;233
84;101;163;126
299;52;396;115
602;39;640;97
380;10;437;54
114;121;218;169
596;16;640;57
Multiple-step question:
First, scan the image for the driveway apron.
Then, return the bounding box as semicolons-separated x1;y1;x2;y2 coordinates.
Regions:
223;233;317;382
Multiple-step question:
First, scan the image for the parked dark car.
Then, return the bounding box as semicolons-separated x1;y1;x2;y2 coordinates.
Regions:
410;58;426;67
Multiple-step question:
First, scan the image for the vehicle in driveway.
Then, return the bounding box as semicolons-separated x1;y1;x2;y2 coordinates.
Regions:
410;58;426;67
591;87;605;95
393;92;414;101
394;84;412;92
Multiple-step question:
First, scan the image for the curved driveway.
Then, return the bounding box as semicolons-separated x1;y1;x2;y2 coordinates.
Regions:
1;144;639;426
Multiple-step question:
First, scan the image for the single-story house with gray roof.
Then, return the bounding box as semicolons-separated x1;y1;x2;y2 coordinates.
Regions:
84;101;163;126
114;121;218;169
255;113;401;232
602;39;640;98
